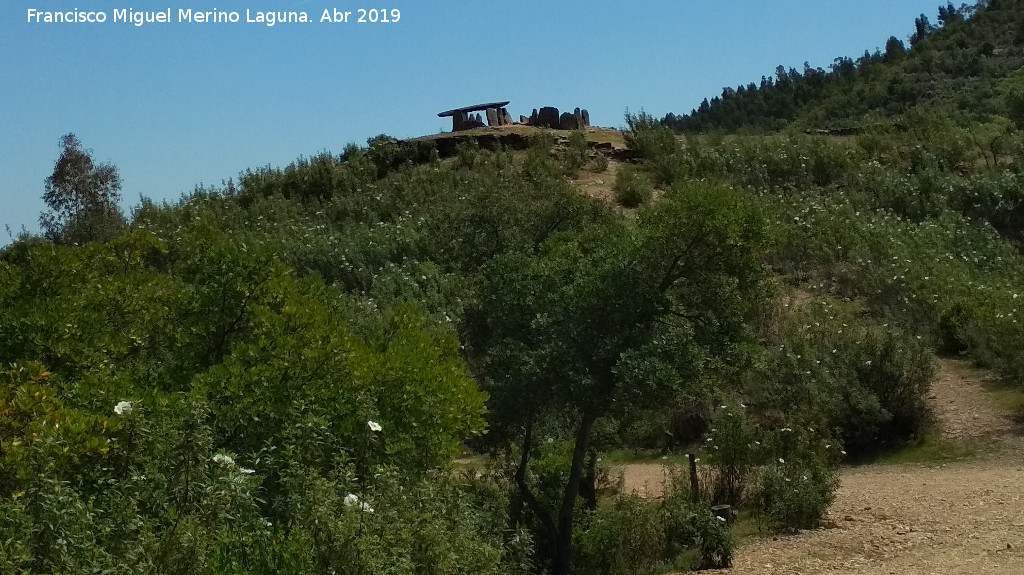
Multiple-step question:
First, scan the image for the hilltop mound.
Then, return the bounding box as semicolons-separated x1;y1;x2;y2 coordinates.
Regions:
406;124;629;157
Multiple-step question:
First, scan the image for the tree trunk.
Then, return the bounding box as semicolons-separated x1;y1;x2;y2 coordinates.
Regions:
553;412;597;575
514;417;558;556
580;449;598;511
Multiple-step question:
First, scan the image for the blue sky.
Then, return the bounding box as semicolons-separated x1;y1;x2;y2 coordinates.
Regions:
1;1;943;241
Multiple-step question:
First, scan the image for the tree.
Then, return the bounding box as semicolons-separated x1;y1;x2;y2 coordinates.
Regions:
474;184;767;574
912;14;935;46
40;133;125;245
884;36;907;62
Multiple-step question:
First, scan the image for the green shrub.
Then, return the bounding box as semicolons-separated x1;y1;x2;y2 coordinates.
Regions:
750;425;840;533
574;495;665;575
701;404;760;505
614;165;654;208
660;494;734;569
561;130;591;177
752;459;837;533
747;295;935;458
625;112;685;185
590;152;610;173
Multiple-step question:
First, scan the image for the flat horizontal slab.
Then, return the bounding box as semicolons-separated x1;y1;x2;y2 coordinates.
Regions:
438;101;510;117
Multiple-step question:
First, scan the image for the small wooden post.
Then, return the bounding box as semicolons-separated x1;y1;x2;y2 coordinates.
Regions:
688;453;699;502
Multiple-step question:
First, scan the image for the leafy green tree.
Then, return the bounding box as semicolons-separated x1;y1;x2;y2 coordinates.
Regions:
474;184;767;574
884;36;907;61
40;133;125;245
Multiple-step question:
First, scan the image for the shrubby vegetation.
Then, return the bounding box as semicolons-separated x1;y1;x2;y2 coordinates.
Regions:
11;3;1024;571
663;1;1024;133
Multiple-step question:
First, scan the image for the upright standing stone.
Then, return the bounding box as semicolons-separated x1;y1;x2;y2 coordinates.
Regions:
574;108;583;129
486;108;499;126
581;109;591;127
538;107;560;128
531;109;539;125
501;108;513;125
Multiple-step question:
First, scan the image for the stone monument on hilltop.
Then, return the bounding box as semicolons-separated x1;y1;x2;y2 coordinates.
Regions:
438;101;592;132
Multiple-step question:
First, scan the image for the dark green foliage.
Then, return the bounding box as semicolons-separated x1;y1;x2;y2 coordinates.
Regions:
574;495;665;575
475;183;767;573
663;1;1024;133
748;300;935;458
660;493;734;569
695;406;841;534
750;427;840;533
40;133;125;245
701;404;760;506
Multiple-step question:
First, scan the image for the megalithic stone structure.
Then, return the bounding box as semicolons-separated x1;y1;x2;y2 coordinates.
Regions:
438;102;593;131
537;107;560;129
437;101;511;131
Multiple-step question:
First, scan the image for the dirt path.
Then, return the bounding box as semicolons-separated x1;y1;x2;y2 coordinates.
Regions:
712;457;1024;575
927;358;1016;442
618;358;1024;574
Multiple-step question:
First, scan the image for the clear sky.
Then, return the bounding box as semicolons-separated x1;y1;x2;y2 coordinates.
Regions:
1;1;943;242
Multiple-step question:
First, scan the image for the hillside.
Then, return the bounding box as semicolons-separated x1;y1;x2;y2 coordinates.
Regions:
9;8;1024;571
663;0;1024;133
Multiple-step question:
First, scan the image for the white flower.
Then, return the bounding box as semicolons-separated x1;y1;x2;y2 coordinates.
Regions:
240;467;256;475
716;515;727;522
367;420;382;432
841;450;847;456
213;453;235;466
113;401;133;415
344;493;374;513
778;458;785;464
